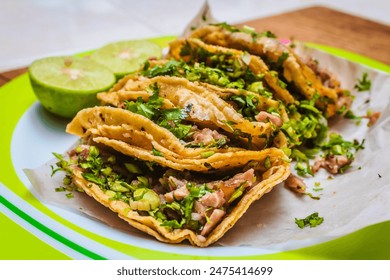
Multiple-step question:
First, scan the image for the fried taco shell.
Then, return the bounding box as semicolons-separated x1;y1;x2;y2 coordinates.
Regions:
188;25;342;117
97;76;277;149
142;59;289;122
168;37;295;105
66;106;255;161
62;143;290;247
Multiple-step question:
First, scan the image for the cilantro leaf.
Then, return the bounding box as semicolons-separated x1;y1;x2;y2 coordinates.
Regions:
275;52;289;69
142;60;182;77
157;107;192;139
295;212;324;229
354;72;371;92
152;148;163;157
160;219;185;229
228;94;259;120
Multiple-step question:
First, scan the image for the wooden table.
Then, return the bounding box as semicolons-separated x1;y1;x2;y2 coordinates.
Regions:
1;6;389;87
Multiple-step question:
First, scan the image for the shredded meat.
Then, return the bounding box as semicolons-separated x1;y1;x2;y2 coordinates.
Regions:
305;57;340;89
164;192;174;203
336;95;353;115
364;111;381;126
311;159;323;174
224;168;255;188
285;174;306;193
191;212;202;221
194;201;207;218
167;176;187;190
68;145;89;159
192;128;226;145
206;180;224;190
219;168;255;201
312;155;352;174
200;189;226;208
201;209;226;236
255;111;283;127
164;185;190;202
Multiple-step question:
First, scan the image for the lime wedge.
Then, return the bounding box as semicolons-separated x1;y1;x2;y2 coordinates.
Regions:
90;40;162;78
29;56;116;118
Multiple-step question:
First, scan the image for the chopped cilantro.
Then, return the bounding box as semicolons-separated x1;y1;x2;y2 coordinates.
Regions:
160;219;185;229
290;148;313;176
259;30;277;38
55;187;66;192
124;163;143;174
354;72;371;92
51;152;72;175
152;148;163;157
343;109;364;125
295;212;324;228
142;48;268;94
275;52;289;69
264;156;271;170
320;133;364;159
305;193;320;200
81;172;106;186
65;193;74;199
159;182;213;230
228;94;259;120
222;120;236;132
227;183;246;204
212;22;240;33
281;93;328;149
125;89;193;139
201;151;215;158
214;23;276;39
125;89;164;120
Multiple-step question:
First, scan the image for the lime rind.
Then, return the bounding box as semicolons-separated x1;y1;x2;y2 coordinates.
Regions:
91;40;162;78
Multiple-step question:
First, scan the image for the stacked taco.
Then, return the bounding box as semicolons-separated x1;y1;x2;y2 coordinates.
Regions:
54;23;350;247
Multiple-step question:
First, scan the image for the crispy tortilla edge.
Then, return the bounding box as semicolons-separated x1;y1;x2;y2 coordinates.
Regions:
70;153;290;247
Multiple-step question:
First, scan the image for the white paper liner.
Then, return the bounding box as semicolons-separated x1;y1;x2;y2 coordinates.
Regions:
24;2;390;249
180;0;216;38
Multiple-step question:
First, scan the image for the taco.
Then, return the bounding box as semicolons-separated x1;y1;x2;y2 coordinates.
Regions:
187;24;347;117
67;105;280;171
96;75;282;149
168;37;295;105
141;59;289;126
54;142;290;247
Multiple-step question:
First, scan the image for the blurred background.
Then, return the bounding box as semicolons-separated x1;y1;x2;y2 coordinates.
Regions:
1;0;389;72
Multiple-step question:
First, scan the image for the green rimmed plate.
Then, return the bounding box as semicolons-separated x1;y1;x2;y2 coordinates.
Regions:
1;38;390;260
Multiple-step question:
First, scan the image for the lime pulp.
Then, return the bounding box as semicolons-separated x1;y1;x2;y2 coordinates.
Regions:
91;40;162;78
29;56;116;118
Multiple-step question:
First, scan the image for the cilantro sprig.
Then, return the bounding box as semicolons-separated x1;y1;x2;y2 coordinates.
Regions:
124;82;164;120
228;94;260;120
124;84;192;139
354;72;371;92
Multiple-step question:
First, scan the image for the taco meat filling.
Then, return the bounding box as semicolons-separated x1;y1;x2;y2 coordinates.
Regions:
55;144;257;237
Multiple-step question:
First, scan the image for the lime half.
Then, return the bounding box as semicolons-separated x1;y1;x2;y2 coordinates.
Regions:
29;56;116;118
91;40;162;78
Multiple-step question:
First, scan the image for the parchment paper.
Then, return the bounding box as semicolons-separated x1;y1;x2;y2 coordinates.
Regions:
24;3;390;250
